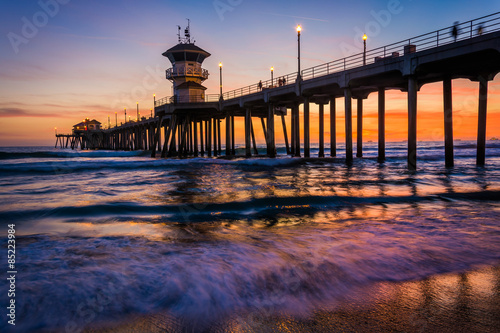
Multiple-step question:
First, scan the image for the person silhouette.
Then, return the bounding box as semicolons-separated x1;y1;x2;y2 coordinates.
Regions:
451;21;459;42
477;24;484;36
258;80;263;91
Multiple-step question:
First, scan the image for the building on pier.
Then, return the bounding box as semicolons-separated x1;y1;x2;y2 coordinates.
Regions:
73;118;101;132
162;21;211;104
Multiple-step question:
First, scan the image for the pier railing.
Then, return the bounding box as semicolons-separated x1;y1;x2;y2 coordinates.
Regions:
166;67;209;80
155;94;220;107
222;11;500;100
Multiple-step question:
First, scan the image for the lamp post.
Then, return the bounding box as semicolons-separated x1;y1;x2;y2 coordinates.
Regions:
297;25;302;80
55;127;57;135
363;34;367;66
108;116;110;128
136;102;139;121
219;62;223;99
115;112;117;127
153;93;156;116
124;108;127;123
271;66;274;87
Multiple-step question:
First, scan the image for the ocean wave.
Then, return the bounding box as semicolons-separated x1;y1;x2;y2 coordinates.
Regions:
2;190;499;223
2;211;499;332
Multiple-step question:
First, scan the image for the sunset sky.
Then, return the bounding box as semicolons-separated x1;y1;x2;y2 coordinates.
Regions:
0;0;499;146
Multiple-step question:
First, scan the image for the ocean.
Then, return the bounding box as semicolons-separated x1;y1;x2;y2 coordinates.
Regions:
1;141;500;332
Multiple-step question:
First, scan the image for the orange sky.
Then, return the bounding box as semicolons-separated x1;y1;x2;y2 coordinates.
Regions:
1;77;499;146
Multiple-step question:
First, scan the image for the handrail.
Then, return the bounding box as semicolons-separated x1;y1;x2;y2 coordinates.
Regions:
155;94;220;107
221;11;500;100
166;67;209;80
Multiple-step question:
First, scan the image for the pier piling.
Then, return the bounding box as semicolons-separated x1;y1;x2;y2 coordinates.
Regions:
344;89;353;164
443;77;454;167
356;99;363;158
477;76;488;166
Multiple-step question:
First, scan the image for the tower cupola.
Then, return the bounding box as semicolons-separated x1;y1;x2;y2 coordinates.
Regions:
162;20;211;103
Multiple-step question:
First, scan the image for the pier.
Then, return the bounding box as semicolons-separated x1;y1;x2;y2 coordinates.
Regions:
60;13;500;169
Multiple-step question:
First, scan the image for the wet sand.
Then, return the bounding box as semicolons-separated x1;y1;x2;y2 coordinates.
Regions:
84;265;500;333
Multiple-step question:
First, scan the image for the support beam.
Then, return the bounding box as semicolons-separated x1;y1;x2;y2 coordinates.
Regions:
356;98;363;158
261;118;267;140
251;120;258;155
293;103;300;157
291;108;295;155
179;117;190;157
194;121;198;157
217;119;222;156
207;119;212;157
318;103;324;157
200;121;204;156
304;97;310;158
477;77;488;166
245;108;252;157
213;118;218;157
330;96;336;157
408;76;418;170
231;116;235;156
281;114;290;155
378;87;385;162
267;104;276;157
443;77;454;167
189;121;193;155
151;116;163;157
344;89;353;164
226;114;231;156
167;117;179;157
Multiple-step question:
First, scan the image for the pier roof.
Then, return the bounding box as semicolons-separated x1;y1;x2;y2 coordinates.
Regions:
162;43;211;63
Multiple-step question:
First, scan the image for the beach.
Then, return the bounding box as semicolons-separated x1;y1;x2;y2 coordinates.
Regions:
83;266;500;332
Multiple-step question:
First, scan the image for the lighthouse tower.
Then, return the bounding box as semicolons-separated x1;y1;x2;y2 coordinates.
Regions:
163;20;211;104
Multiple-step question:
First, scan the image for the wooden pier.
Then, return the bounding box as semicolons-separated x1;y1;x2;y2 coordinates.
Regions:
57;13;500;169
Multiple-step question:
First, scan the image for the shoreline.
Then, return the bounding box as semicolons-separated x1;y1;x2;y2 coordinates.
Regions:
83;264;500;333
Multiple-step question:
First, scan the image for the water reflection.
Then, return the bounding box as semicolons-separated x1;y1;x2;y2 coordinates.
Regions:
217;267;500;333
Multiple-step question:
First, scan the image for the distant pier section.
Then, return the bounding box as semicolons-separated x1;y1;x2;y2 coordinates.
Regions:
57;13;500;169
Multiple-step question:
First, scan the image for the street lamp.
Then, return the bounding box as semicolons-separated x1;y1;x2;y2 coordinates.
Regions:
115;112;117;127
124;108;127;123
54;127;57;135
297;25;302;80
363;34;367;66
136;101;139;121
153;93;156;114
271;66;274;87
219;62;223;99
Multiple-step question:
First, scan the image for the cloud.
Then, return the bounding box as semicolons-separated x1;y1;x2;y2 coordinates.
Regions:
0;107;70;118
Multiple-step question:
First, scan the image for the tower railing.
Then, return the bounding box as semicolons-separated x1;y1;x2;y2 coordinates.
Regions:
166;67;209;80
221;11;500;100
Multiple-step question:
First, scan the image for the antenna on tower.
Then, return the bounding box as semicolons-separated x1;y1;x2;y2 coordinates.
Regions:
184;19;191;43
176;19;194;44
